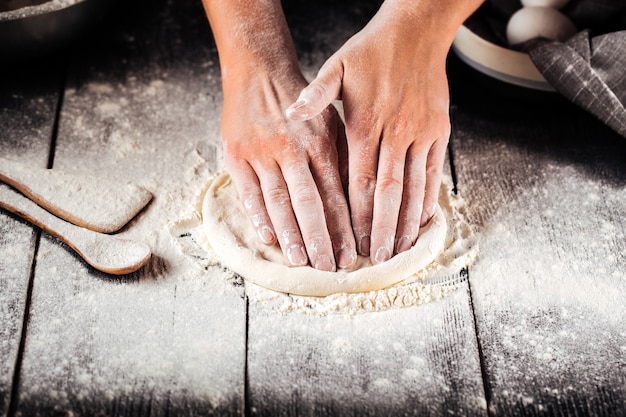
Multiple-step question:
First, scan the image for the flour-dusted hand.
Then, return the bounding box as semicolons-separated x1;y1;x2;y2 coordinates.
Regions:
221;73;356;271
202;0;357;271
286;0;483;265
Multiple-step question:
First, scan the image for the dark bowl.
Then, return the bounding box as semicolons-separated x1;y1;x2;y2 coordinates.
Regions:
0;0;116;62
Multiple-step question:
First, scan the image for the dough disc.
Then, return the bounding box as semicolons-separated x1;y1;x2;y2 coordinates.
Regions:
201;171;448;296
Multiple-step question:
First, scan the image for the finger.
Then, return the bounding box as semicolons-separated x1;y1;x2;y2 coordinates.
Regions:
282;164;337;271
370;141;406;265
421;137;449;226
257;166;309;268
395;144;427;254
347;136;380;257
310;154;357;270
226;160;277;245
285;60;343;121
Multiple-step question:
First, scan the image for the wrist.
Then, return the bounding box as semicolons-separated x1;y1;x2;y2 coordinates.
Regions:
377;0;484;51
203;0;303;89
220;50;302;90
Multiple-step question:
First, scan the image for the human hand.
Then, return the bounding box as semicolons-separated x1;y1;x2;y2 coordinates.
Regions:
286;1;455;265
220;68;357;271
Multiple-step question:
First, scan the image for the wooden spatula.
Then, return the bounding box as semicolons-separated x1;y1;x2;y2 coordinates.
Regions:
0;157;152;233
0;184;151;275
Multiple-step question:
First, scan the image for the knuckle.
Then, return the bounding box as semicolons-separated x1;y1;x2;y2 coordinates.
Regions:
236;180;259;200
305;235;328;255
292;184;319;207
326;193;349;213
264;185;289;206
305;139;331;160
309;83;328;100
223;152;244;171
223;135;252;157
250;212;265;228
426;161;444;177
278;227;301;246
346;118;375;140
377;176;403;194
375;224;398;238
397;217;419;238
352;172;377;194
352;209;373;229
388;114;410;138
320;57;341;76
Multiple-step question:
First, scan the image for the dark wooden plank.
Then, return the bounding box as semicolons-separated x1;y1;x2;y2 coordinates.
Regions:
449;57;626;416
0;62;62;417
10;1;246;415
247;286;487;417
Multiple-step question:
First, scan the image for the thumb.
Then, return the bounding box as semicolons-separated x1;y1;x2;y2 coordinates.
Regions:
286;61;343;121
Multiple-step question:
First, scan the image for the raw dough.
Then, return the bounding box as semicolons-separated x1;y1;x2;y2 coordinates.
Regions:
201;171;447;297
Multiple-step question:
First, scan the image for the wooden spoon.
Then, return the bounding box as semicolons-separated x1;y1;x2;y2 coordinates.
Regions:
0;157;152;233
0;184;151;275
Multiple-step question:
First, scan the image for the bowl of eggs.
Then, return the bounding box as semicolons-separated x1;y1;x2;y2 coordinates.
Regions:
452;0;578;91
0;0;116;62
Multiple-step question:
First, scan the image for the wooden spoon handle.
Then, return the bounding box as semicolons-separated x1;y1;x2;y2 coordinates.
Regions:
0;157;152;233
0;184;151;275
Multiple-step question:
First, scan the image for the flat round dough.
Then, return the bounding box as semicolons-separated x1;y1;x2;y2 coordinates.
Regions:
202;171;447;296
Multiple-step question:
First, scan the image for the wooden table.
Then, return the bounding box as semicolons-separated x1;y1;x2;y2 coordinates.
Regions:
1;0;624;415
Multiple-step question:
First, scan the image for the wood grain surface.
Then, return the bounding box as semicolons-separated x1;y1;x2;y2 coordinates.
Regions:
0;0;624;416
247;287;486;417
4;1;245;416
449;62;626;416
0;61;62;417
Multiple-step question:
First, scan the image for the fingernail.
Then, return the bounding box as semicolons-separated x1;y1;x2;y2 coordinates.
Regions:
314;254;335;272
359;236;370;256
337;248;357;269
287;245;308;266
396;236;413;253
286;98;308;118
374;246;391;264
291;98;307;109
257;226;275;244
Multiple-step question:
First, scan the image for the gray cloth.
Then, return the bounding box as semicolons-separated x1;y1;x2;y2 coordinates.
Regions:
465;0;626;138
530;30;626;138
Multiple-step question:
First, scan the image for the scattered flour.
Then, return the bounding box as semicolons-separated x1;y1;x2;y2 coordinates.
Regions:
461;161;626;412
172;174;478;315
0;1;489;414
9;61;245;411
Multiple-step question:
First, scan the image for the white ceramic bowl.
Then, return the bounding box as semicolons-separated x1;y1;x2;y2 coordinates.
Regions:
452;24;555;92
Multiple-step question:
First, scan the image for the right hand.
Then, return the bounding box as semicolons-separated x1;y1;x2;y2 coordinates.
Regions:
286;1;453;265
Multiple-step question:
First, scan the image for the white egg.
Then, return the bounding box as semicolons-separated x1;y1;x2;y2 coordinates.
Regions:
506;7;577;45
521;0;570;9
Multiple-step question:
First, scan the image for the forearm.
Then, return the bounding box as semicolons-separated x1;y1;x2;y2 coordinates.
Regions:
201;1;355;271
374;0;484;58
201;0;301;85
